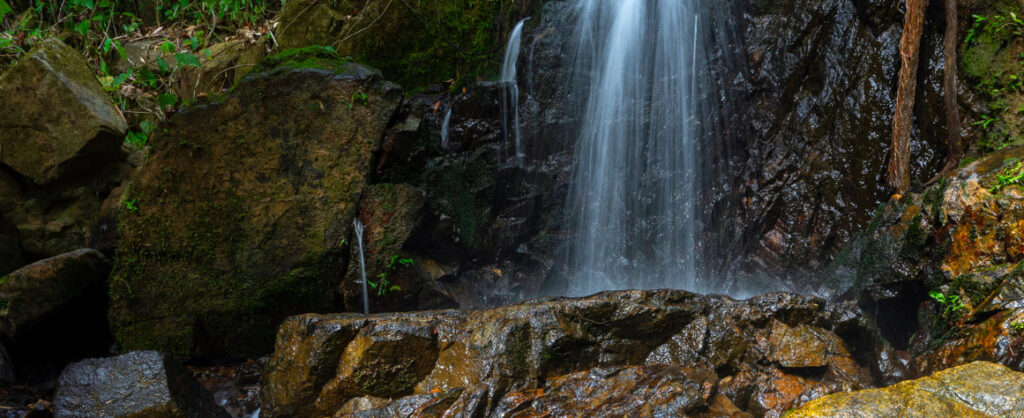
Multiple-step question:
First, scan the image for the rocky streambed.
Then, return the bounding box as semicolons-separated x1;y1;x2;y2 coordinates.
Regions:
35;288;1024;417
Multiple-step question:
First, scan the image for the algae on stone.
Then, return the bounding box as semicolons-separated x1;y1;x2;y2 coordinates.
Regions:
108;60;400;357
0;38;127;185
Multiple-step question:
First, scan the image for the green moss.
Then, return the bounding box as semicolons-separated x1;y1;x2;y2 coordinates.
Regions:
255;45;349;71
922;178;948;224
899;214;927;261
951;273;998;305
344;0;517;89
961;2;1024;154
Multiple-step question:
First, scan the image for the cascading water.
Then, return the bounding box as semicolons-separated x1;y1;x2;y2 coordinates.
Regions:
440;108;452;151
352;218;370;314
563;0;707;296
501;19;528;163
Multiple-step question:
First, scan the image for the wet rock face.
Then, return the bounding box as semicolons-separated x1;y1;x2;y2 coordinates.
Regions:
368;79;567;309
263;290;886;417
789;361;1024;417
914;308;1024;375
340;183;450;312
731;0;954;282
0;249;113;382
54;351;228;418
824;147;1024;375
0;38;127;185
108;62;401;358
493;366;719;417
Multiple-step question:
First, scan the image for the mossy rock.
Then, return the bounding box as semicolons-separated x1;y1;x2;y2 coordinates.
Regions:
276;0;537;88
108;63;401;357
960;0;1024;153
0;38;127;185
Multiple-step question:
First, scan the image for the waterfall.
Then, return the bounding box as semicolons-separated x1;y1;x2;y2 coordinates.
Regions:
352;218;370;314
501;19;528;163
563;0;706;296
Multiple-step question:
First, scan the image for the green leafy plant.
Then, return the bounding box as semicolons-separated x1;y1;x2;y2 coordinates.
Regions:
349;91;368;109
974;114;997;130
369;255;413;296
989;159;1024;193
965;15;988;44
124;198;139;212
1011;321;1024;333
124;119;157;147
930;290;966;318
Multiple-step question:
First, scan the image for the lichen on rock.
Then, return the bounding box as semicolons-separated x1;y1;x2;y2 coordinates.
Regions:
108;58;401;357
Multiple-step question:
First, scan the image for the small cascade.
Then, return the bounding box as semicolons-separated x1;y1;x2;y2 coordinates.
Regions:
501;18;528;163
440;108;452;151
352;218;370;314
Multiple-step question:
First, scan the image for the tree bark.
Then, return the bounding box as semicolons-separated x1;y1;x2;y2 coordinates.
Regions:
888;0;930;194
925;0;964;186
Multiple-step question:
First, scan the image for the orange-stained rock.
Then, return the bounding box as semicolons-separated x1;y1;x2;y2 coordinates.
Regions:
492;366;717;417
914;308;1024;376
262;290;883;417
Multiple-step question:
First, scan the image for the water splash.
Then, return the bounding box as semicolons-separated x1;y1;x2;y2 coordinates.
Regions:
440;108;452;151
352;218;369;314
501;18;528;163
564;0;706;296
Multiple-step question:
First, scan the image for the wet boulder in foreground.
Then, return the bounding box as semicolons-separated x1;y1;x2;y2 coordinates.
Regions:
108;49;402;358
789;362;1024;417
53;351;229;418
263;290;886;417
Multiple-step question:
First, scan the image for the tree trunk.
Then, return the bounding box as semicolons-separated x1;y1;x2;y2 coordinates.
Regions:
888;0;930;194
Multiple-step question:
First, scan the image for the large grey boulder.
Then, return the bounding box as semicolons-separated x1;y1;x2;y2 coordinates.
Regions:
54;351;229;418
0;38;127;185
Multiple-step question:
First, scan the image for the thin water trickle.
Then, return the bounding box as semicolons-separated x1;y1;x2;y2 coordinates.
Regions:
352;218;369;314
440;108;452;151
501;19;528;163
564;0;707;296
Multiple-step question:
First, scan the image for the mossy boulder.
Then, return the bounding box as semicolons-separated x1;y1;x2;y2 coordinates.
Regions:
108;61;401;357
0;38;127;185
275;0;538;87
172;37;269;99
789;362;1024;417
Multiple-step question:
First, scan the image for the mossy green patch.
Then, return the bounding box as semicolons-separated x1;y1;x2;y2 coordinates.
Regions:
108;67;399;358
961;1;1024;154
276;0;536;89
